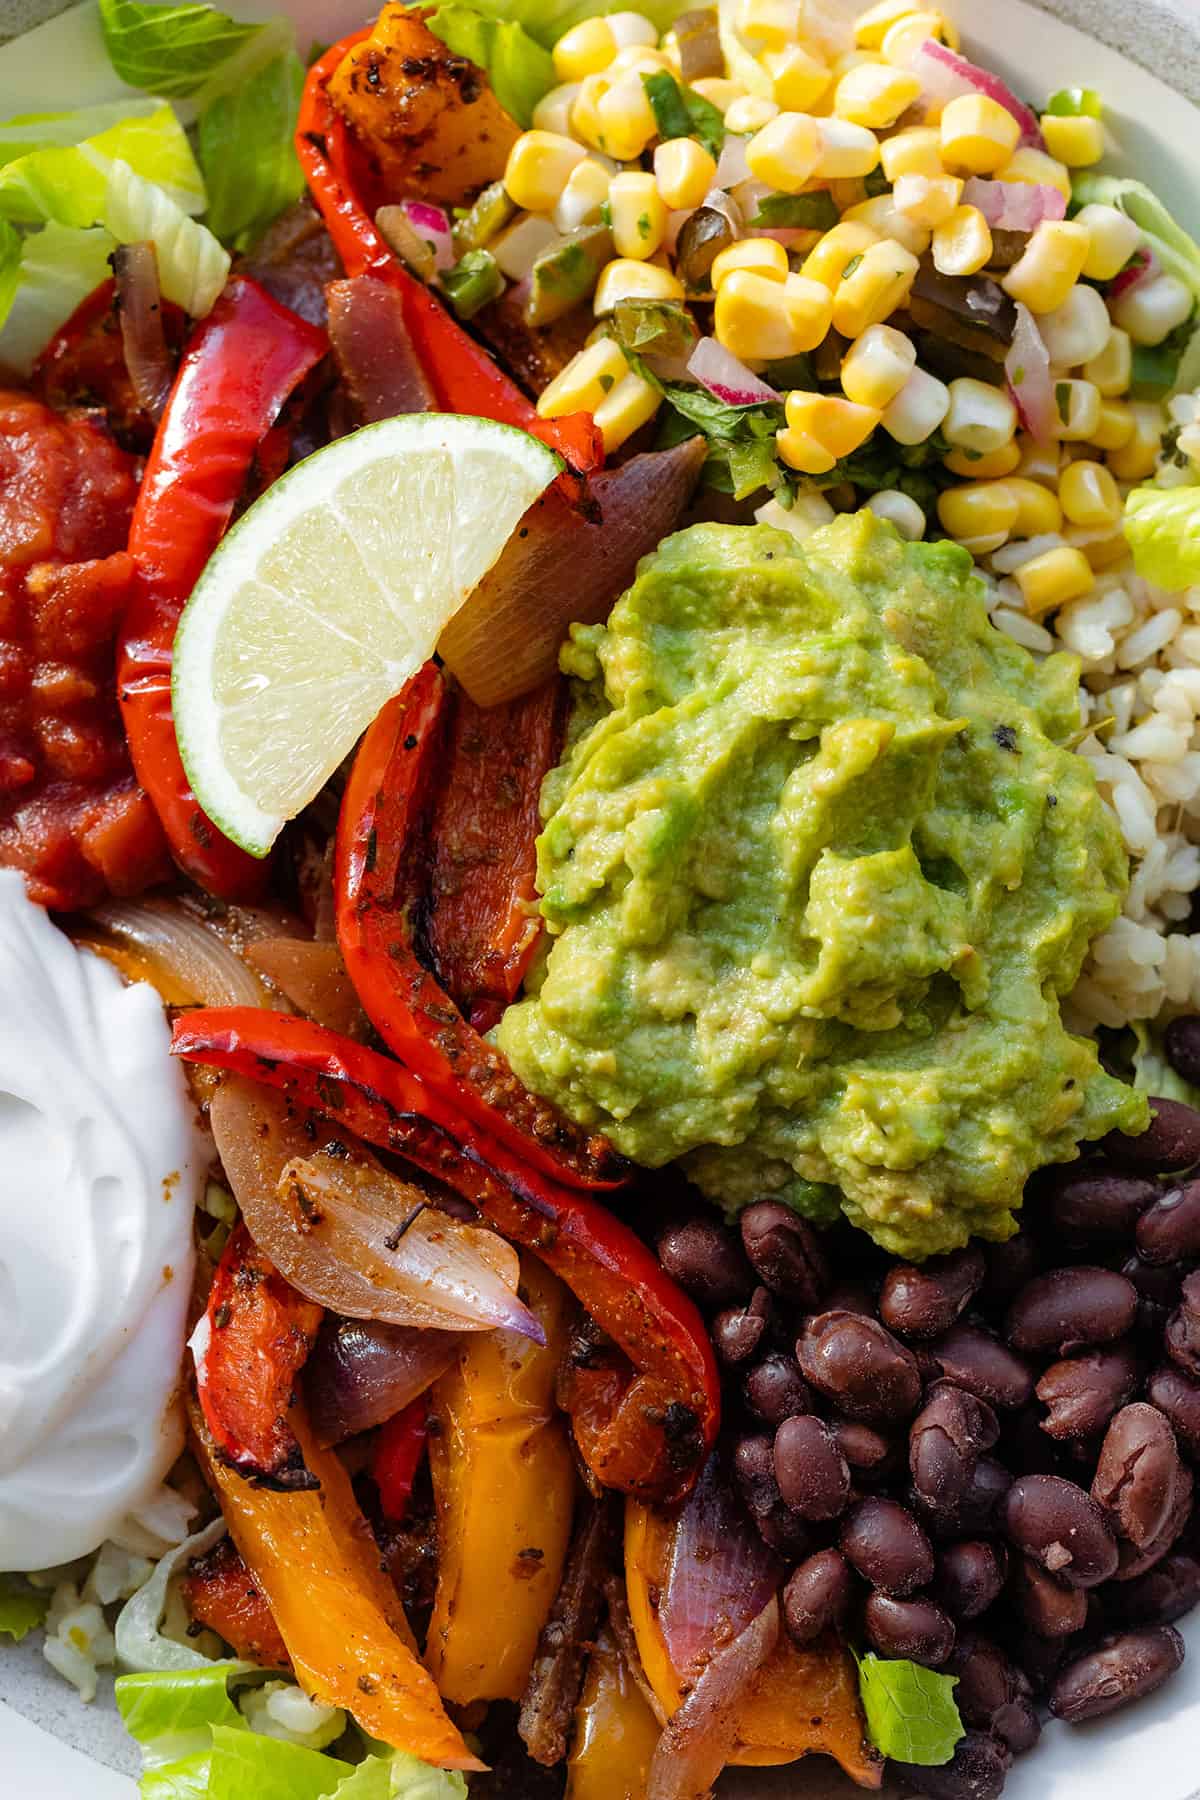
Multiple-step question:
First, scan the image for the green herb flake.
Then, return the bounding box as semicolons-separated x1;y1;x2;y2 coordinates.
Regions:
842;252;864;280
641;69;724;158
750;190;838;231
1056;380;1073;421
856;1653;964;1767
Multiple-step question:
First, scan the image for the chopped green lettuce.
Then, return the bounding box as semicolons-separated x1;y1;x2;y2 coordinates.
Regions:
97;0;291;103
1124;485;1200;591
0;221;115;373
1072;171;1200;298
117;1663;250;1764
0;1573;50;1641
856;1653;963;1767
198;52;303;248
332;1750;468;1800
421;5;554;126
102;156;230;313
410;0;689;52
0;101;206;226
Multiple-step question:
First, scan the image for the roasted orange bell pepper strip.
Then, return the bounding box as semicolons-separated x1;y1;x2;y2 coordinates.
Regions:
566;1623;661;1800
425;1254;576;1705
190;1392;482;1771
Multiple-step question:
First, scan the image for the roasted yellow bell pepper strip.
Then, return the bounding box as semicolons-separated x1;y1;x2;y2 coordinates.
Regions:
424;1254;576;1704
624;1499;882;1787
188;1395;481;1772
566;1622;661;1800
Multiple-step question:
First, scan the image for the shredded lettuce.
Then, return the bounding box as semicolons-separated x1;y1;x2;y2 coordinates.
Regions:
0;221;115;374
197;52;303;248
1124;485;1200;592
0;1573;50;1641
117;1663;250;1763
856;1652;963;1767
333;1751;468;1799
115;1517;230;1675
0;101;206;227
1072;171;1200;298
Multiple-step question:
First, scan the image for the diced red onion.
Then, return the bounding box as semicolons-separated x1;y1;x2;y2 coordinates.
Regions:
715;135;751;190
962;177;1065;231
686;337;781;407
646;1597;780;1800
401;199;454;272
1006;301;1055;443
1110;246;1156;299
915;40;1045;148
658;1454;783;1676
305;1316;462;1446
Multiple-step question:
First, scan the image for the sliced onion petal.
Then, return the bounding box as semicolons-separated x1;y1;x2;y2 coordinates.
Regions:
1006;301;1055;443
962;177;1066;231
715;136;751;190
111;240;173;423
914;40;1045;147
686;336;781;407
659;1453;783;1677
210;1078;543;1340
305;1316;462;1446
89;899;266;1006
646;1597;780;1800
244;937;368;1038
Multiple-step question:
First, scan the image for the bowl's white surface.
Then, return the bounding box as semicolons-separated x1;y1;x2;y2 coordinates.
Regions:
3;1;1200;1795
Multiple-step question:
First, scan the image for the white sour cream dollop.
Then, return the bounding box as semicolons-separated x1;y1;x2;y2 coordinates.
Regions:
0;871;201;1570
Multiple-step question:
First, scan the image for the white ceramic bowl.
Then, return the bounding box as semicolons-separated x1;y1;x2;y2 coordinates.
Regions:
2;2;1200;1795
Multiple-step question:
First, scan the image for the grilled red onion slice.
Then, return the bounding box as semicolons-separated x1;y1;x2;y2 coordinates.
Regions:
327;276;435;422
244;937;367;1037
646;1598;781;1800
112;241;174;422
305;1316;462;1445
659;1454;783;1677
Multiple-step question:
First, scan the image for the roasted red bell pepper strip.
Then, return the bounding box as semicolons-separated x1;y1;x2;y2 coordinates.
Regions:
172;1008;720;1503
426;678;566;1034
373;1395;429;1522
296;34;602;476
193;1221;324;1490
336;663;622;1192
117;276;328;898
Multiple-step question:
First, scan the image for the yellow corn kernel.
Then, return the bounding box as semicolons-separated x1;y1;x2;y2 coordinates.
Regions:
937;481;1020;546
1014;546;1093;615
504;131;588;213
1015;437;1063;485
1075;202;1142;283
1040;112;1105;168
832;49;884;78
832;239;920;338
892;172;962;229
593;370;660;451
690;78;747;114
1083;328;1133;400
776;425;837;474
608;170;667;259
746;112;822;192
724;95;780;133
1107;402;1164;481
1059;459;1123;529
786;389;882;455
881;11;959;66
594;70;659;158
711;237;790;289
738;0;802;50
834;62;920;129
932;204;992;277
841;322;917;407
593;257;685;313
996;147;1072;203
533;82;582;136
1052;378;1101;442
815;116;881;178
880;126;944;181
653;137;717;213
944;441;1022;478
802;219;880;289
854;0;922;48
844;194;930;258
571;73;609;149
765;45;833;112
536;338;630;420
553;16;617;81
939;95;1022;175
554;157;613;232
1091;399;1136;453
1002;221;1091;315
1005;477;1064;538
714;269;834;360
1072;527;1134;571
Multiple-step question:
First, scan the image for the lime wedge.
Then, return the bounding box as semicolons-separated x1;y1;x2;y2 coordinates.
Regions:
172;413;560;857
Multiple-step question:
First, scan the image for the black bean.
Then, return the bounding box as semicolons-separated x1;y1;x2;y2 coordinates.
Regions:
947;1633;1040;1754
743;1352;812;1427
1104;1096;1200;1173
864;1592;956;1665
891;1730;1012;1800
1114;1463;1193;1581
1003;1473;1119;1588
1012;1553;1088;1639
910;1382;1000;1513
1036;1343;1140;1442
929;1323;1035;1410
712;1286;773;1366
774;1414;851;1521
732;1434;781;1520
782;1548;854;1645
656;1217;753;1307
934;1541;1008;1620
1049;1625;1185;1722
1136;1179;1200;1265
916;1457;1013;1539
1047;1169;1158;1242
756;1503;813;1558
1148;1363;1200;1460
1009;1628;1068;1695
1164;1016;1200;1086
840;1496;934;1595
1116;1552;1200;1626
1005;1266;1137;1355
1166;1268;1200;1376
832;1420;898;1479
1123;1252;1182;1331
739;1201;829;1307
980;1231;1041;1312
879;1247;985;1340
1093;1403;1183;1549
797;1311;922;1423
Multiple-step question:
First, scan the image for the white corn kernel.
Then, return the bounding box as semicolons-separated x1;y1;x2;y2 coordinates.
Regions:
881;364;950;444
942;377;1018;455
1112;272;1195;347
893;173;962;230
504;132;588;214
880;126;943;180
554;158;612;232
881;11;958;67
854;0;922;49
746;112;822;191
815;116;881;179
865;488;926;539
593;257;685;312
606;11;659;48
554;18;617;82
1074;202;1141;283
755;492;837;539
834;62;920;129
932;204;992;277
1083;328;1133;399
724;95;780;133
841;322;917;407
533;82;582;136
1052;377;1102;441
1037;283;1112;369
492;213;559;280
609;170;667;258
607;45;672;75
939;94;1021;173
537;338;630;419
843;194;930;258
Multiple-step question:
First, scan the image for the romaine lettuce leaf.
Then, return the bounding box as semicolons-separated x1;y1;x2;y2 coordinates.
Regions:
117;1663;249;1765
141;1752;216;1800
422;6;554;126
0;221;115;374
856;1652;963;1766
0;1573;50;1640
97;0;290;103
198;51;303;247
206;1725;351;1800
412;0;688;53
0;101;206;227
1124;485;1200;591
0;99;160;166
332;1750;468;1800
102;155;230;313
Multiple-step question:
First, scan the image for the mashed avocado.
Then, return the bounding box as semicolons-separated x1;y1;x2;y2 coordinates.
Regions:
496;514;1148;1258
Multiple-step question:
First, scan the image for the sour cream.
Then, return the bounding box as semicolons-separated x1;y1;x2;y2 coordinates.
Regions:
0;872;201;1570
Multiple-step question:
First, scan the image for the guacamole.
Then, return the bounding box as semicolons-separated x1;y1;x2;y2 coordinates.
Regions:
496;514;1148;1258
